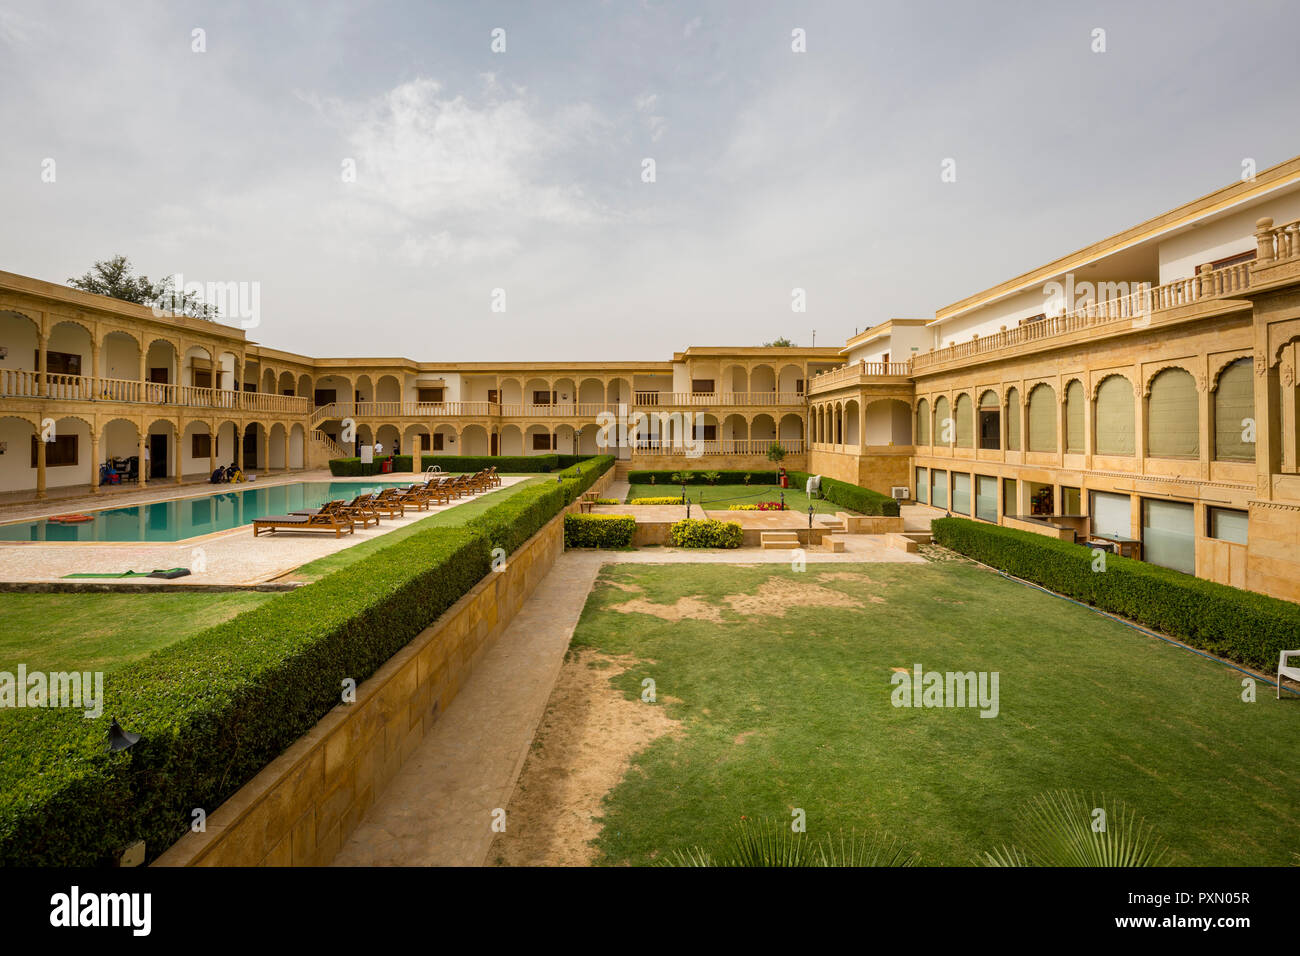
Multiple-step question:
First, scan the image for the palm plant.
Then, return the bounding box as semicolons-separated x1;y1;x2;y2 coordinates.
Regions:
981;790;1169;867
660;816;919;867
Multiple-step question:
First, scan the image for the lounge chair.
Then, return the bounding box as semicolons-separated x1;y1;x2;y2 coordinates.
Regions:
292;497;380;529
371;487;410;516
252;510;355;537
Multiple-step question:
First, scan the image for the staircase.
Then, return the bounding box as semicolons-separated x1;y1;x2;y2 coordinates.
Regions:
818;516;846;533
760;530;801;550
614;461;632;481
311;429;347;460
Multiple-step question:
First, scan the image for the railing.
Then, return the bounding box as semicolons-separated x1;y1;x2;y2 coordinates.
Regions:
0;372;309;413
913;262;1257;372
631;391;807;407
311;429;347;458
809;361;912;391
633;438;805;456
317;401;501;420
1256;216;1300;267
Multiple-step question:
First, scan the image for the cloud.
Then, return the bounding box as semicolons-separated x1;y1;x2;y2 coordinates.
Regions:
683;16;702;38
635;92;667;142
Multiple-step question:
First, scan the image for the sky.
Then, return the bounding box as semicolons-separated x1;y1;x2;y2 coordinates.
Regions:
2;0;1298;361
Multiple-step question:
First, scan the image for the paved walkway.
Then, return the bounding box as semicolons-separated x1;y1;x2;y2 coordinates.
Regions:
331;537;927;866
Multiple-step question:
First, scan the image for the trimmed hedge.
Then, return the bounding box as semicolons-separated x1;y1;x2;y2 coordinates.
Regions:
670;518;744;549
789;471;900;517
930;517;1300;672
564;513;636;549
0;455;613;866
630;496;685;505
628;470;780;486
329;454;573;476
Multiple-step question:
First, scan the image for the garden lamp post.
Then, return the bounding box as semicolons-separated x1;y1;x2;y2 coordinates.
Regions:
808;503;815;529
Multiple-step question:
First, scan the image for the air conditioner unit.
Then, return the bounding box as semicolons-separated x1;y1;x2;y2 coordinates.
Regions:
890;486;910;500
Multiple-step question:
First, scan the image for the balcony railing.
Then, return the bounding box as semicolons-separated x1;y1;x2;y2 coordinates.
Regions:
913;261;1258;372
632;438;805;456
0;372;310;414
808;361;913;392
632;391;806;407
1256;216;1300;268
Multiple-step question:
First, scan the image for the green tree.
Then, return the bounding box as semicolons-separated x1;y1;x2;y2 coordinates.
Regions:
762;336;794;347
68;255;220;320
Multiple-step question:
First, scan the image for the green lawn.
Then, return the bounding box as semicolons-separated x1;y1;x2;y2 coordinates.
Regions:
0;591;273;674
625;482;849;515
572;562;1299;866
0;477;544;674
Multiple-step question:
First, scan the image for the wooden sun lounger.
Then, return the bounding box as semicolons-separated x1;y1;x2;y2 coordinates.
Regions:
292;496;381;528
253;510;355;537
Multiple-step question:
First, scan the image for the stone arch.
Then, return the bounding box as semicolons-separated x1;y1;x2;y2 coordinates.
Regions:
866;398;912;445
1094;374;1135;456
915;397;931;446
1146;367;1199;458
1026;383;1057;453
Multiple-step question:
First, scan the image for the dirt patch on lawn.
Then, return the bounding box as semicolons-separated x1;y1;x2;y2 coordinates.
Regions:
816;570;885;586
489;649;680;867
722;575;865;617
608;596;724;622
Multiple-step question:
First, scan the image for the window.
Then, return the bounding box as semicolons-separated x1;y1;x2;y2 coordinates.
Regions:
916;399;931;446
193;368;213;389
975;475;997;522
31;434;78;467
418;387;445;404
954;395;973;448
1028;482;1054;516
532;390;555;406
700;424;718;441
1027;384;1057;452
191;433;219;458
1006;388;1021;451
531;433;552;450
1002;478;1018;515
1214;359;1254;461
487;389;500;404
931;470;948;509
978;391;1000;449
1147;368;1198;457
691;379;715;395
1142;499;1195;574
1095;375;1134;455
934;396;951;443
795;379;805;395
420;433;432;451
36;349;81;376
1198;250;1256;272
313;388;336;406
1064;381;1085;453
1207;507;1248;545
1090;492;1131;539
915;467;928;504
952;472;971;515
1061;486;1082;515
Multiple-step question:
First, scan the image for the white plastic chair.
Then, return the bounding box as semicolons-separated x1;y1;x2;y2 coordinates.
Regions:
1278;650;1300;700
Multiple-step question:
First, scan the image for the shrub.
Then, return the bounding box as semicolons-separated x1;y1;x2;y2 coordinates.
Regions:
329;454;563;476
788;471;900;517
593;498;620;505
630;496;684;506
728;501;787;511
702;471;721;485
670;518;743;549
930;517;1300;672
564;514;636;549
0;456;613;866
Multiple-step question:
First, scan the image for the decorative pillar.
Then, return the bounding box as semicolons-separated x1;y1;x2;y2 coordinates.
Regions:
90;431;100;495
175;422;183;484
858;398;867;452
37;333;49;398
209;423;217;479
233;426;243;472
282;430;290;472
1255;217;1276;265
137;427;148;488
261;429;270;476
35;431;47;500
90;339;101;400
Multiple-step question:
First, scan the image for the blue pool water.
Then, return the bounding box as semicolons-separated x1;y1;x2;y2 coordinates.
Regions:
0;480;418;543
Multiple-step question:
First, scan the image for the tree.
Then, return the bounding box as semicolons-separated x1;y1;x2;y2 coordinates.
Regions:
762;336;794;347
68;255;220;320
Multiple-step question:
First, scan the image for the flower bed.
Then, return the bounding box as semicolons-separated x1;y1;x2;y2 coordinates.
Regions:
727;502;788;511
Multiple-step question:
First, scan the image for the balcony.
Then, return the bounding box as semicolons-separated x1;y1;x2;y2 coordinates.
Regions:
0;370;310;414
807;362;913;395
912;218;1300;374
632;391;806;407
632;438;805;456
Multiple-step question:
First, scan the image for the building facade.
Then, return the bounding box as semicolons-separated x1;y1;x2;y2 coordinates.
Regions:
3;157;1300;600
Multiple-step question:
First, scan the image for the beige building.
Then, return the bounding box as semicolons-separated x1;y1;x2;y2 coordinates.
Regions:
3;156;1300;600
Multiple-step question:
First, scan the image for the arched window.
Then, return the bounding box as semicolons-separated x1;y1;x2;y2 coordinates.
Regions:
1214;359;1254;461
1006;387;1021;450
954;394;973;448
1147;368;1198;458
1064;380;1085;454
1027;384;1057;452
916;399;930;446
978;391;1000;450
934;396;951;444
1094;375;1134;456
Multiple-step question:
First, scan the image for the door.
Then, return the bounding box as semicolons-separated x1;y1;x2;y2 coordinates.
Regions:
243;430;258;468
149;434;167;478
490;431;499;455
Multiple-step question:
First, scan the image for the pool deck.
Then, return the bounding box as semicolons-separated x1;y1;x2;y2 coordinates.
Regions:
0;474;531;587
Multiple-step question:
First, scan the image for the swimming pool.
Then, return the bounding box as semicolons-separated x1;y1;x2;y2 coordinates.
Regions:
0;480;417;543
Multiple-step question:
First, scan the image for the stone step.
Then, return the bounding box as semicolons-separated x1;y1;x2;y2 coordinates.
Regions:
760;530;800;542
761;540;802;550
824;536;846;553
